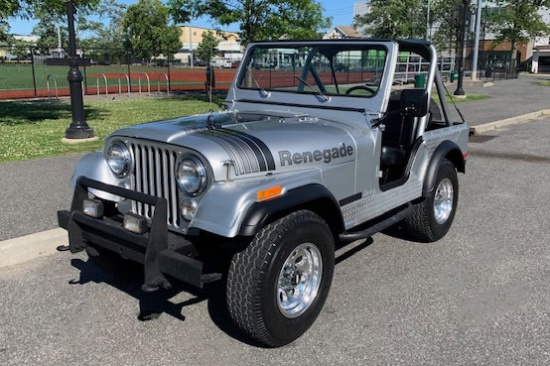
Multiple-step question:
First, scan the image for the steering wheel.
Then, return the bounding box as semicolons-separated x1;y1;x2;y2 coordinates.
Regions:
345;85;377;96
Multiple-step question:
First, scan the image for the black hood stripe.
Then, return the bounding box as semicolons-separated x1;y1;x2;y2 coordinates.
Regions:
225;129;276;171
198;130;258;175
213;129;271;172
209;131;260;173
194;128;276;175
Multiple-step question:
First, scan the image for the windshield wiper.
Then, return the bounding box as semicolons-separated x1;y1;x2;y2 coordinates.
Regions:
246;66;270;98
294;74;330;102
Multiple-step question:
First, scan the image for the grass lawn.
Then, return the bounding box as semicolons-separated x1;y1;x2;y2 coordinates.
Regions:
445;94;489;103
0;91;487;163
536;81;550;87
0;95;223;163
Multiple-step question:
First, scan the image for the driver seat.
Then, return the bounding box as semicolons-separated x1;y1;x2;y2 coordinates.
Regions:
380;97;415;166
379;95;418;184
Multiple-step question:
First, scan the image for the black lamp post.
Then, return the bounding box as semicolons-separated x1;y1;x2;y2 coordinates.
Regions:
454;0;470;96
65;0;94;140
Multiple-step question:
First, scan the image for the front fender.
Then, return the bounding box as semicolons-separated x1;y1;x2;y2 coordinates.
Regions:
189;169;342;238
238;184;343;236
70;151;125;202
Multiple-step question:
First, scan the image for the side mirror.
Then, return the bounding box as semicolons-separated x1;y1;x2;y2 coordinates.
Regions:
400;89;429;117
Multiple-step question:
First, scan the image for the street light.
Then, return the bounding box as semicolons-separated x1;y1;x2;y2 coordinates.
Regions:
64;0;94;140
454;0;470;96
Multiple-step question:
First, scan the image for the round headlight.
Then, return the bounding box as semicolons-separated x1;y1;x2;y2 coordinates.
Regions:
176;156;207;195
106;141;131;177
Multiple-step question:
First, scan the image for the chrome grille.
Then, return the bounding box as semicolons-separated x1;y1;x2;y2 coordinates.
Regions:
130;142;180;228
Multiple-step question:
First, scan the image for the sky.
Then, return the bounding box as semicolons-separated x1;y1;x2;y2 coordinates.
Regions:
7;0;361;36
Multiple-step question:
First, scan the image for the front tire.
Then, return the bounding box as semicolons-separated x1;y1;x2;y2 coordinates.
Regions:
226;210;335;347
405;158;459;242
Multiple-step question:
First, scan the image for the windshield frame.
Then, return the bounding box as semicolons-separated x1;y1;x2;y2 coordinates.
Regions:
236;43;389;100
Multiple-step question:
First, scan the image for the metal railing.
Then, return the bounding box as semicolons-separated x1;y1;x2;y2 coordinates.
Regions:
46;74;59;101
95;73;108;97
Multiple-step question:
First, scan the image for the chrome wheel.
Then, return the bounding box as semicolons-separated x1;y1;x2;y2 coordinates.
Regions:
277;243;323;318
434;177;454;224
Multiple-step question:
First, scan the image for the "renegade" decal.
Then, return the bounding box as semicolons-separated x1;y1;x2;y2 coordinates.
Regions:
279;143;354;166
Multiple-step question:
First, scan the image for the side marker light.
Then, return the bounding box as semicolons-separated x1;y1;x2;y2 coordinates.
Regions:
257;185;283;201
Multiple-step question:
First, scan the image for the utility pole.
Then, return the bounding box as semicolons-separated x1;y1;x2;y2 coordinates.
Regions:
57;25;62;49
471;0;482;81
65;0;94;140
189;16;194;68
426;0;431;41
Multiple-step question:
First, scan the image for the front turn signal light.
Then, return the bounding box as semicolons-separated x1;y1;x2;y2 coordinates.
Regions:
257;185;283;201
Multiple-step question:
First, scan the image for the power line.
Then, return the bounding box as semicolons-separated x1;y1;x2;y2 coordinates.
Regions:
323;5;355;16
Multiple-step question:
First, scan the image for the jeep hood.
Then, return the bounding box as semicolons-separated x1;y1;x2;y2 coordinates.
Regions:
111;111;358;179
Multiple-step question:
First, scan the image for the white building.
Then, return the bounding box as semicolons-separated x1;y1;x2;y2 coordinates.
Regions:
13;35;39;43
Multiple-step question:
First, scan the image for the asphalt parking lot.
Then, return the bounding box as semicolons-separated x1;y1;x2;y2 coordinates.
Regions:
1;116;549;365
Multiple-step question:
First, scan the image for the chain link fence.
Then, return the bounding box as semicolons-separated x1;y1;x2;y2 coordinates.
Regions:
1;44;524;100
0;45;236;100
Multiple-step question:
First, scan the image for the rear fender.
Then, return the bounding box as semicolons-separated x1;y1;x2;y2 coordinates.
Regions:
423;140;465;196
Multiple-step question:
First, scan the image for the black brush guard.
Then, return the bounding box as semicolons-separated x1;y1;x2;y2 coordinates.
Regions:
57;176;209;292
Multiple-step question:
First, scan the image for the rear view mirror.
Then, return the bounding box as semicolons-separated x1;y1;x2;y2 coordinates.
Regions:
400;89;429;117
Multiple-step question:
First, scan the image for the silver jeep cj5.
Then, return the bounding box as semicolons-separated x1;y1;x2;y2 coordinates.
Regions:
58;39;468;347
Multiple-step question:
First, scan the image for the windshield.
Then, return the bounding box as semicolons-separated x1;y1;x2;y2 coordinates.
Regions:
237;44;388;98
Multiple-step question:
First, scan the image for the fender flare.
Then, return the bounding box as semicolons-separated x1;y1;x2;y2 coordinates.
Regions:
423;140;466;196
238;184;344;237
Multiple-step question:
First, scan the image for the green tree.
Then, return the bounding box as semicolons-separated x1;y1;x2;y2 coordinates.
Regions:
169;0;330;45
2;0;99;20
79;0;127;63
1;0;99;43
0;1;32;21
486;0;550;71
161;25;183;61
196;30;219;63
430;0;464;55
354;0;427;38
123;0;182;62
10;38;35;59
0;23;12;42
32;10;69;54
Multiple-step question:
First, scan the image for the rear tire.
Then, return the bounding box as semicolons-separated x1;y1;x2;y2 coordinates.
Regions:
405;158;458;242
226;210;334;347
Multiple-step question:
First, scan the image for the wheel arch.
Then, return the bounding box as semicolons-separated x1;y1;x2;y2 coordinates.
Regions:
237;184;345;237
423;140;465;196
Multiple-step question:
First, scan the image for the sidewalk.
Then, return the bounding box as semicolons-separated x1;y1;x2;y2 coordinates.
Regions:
447;73;550;126
0;74;549;245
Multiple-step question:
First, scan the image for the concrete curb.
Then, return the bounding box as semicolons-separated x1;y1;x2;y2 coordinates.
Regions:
0;228;67;270
471;109;550;135
1;109;549;270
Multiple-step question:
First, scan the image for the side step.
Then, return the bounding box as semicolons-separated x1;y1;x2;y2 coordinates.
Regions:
338;203;413;242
